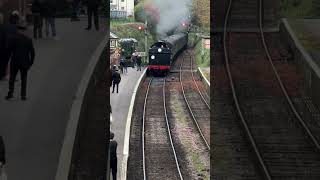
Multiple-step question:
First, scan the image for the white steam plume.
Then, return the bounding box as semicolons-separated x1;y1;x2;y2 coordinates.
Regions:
149;0;192;36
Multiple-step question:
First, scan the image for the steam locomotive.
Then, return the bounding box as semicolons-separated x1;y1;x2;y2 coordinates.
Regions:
147;33;188;76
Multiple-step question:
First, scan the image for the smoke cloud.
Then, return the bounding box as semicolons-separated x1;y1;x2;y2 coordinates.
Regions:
145;0;192;36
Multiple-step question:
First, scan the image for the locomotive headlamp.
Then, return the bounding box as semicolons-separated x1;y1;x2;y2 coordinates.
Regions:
158;48;162;52
151;55;155;59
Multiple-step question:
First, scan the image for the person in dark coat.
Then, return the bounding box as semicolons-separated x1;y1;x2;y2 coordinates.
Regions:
0;16;7;80
131;50;137;68
110;132;117;180
70;0;80;21
111;69;121;93
5;25;35;101
32;0;43;39
84;0;101;30
0;136;5;168
119;56;125;74
0;13;19;80
43;1;57;38
136;55;142;71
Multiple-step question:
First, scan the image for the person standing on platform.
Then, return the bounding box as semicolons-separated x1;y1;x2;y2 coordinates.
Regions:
5;25;35;101
31;0;43;39
111;65;117;74
0;14;6;80
111;69;121;93
70;0;80;21
110;132;118;180
137;55;142;71
131;50;137;68
43;1;57;39
84;0;101;30
0;12;19;80
0;136;6;180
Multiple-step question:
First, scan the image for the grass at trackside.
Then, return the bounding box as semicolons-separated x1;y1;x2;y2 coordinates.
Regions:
110;17;135;27
288;19;320;52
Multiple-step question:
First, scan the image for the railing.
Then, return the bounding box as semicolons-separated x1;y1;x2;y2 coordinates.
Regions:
110;10;127;19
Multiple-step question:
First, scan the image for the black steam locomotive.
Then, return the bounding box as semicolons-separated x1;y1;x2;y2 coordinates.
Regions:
147;33;188;76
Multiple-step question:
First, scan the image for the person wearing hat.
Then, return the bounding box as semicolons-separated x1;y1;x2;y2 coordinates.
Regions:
109;132;117;180
5;25;35;101
111;67;121;93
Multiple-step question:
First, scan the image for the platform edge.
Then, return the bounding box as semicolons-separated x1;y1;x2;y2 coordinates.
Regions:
121;68;147;180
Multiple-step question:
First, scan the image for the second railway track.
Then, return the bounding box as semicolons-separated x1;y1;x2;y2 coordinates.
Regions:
212;0;320;179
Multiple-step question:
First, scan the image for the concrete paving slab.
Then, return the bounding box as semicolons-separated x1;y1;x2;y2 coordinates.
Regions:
0;18;107;180
110;67;145;180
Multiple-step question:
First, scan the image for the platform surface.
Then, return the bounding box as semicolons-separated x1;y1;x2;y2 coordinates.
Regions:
110;67;145;180
0;18;107;180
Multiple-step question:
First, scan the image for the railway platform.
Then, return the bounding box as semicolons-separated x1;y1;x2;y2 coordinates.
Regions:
288;19;320;65
110;67;145;180
0;18;107;180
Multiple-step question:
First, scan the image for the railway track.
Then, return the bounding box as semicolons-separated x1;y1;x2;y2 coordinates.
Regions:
142;78;183;180
179;50;210;150
128;49;211;179
213;0;320;179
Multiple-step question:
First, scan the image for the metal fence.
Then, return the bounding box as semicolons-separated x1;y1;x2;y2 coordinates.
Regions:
110;10;127;19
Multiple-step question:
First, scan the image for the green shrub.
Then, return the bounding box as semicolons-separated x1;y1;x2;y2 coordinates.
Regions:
195;39;210;68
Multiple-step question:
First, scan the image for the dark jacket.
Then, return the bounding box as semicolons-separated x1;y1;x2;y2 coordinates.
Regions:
84;0;101;8
112;71;121;83
0;136;5;164
137;56;142;65
0;25;6;56
31;0;42;15
7;33;35;69
110;140;117;161
0;24;17;58
42;1;56;18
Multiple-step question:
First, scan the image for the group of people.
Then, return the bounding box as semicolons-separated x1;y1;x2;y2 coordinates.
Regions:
0;12;35;100
131;50;143;71
31;0;57;39
111;50;144;93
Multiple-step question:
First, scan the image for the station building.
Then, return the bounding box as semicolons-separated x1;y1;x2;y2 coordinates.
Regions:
110;0;134;18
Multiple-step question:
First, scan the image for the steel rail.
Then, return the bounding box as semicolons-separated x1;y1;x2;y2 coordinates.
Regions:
223;0;272;179
186;50;211;111
142;78;183;180
180;55;210;150
163;78;184;180
142;78;152;180
258;0;320;151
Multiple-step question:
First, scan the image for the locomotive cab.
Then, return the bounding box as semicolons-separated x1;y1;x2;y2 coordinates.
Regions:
147;42;172;76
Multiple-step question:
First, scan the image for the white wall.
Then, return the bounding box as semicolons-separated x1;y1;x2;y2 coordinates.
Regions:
110;0;134;17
